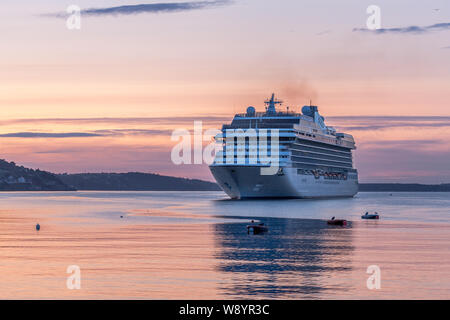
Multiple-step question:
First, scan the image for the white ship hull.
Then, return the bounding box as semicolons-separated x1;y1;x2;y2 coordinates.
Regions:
210;165;358;199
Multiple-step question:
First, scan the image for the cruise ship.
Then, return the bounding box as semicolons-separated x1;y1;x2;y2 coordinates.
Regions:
209;94;358;199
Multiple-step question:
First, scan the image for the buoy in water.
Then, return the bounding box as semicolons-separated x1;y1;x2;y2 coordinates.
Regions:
36;223;40;231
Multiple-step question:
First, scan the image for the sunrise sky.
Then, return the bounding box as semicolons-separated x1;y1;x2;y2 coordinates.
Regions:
1;0;449;183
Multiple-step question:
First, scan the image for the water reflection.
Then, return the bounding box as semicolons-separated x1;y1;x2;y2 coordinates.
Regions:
213;217;354;299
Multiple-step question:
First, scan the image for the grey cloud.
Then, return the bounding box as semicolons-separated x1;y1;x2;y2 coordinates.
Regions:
328;116;450;132
92;129;174;136
364;139;442;145
46;1;231;18
34;148;87;154
316;30;331;36
329;116;450;121
5;115;448;126
0;116;229;126
334;122;450;131
360;139;445;150
0;132;102;138
0;129;175;138
1;116;449;136
353;22;450;34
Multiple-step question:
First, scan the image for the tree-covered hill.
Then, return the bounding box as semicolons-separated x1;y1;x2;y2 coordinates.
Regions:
57;172;221;191
0;159;74;191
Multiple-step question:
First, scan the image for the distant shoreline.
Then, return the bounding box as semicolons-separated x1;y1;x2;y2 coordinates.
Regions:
56;176;450;192
1;188;449;193
56;173;450;192
1;159;449;192
358;183;450;192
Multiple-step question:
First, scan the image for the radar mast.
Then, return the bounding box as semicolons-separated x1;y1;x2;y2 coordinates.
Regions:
264;93;282;114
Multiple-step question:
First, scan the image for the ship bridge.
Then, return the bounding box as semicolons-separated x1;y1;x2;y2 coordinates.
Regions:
223;94;302;130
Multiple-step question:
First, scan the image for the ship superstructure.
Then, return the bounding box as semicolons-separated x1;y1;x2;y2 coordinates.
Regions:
209;94;358;199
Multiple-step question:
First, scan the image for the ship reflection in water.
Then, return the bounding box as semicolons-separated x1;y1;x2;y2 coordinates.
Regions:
213;218;354;299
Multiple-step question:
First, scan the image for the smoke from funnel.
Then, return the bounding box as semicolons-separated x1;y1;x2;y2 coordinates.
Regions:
280;80;319;107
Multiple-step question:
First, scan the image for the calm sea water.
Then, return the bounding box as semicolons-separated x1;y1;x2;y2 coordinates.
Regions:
0;191;448;299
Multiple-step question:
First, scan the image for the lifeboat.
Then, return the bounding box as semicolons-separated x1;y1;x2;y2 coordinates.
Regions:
327;217;347;226
247;222;269;234
361;212;380;220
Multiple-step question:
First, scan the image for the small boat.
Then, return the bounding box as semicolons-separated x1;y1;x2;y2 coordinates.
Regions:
247;221;268;234
361;212;380;220
36;223;41;231
327;217;347;226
